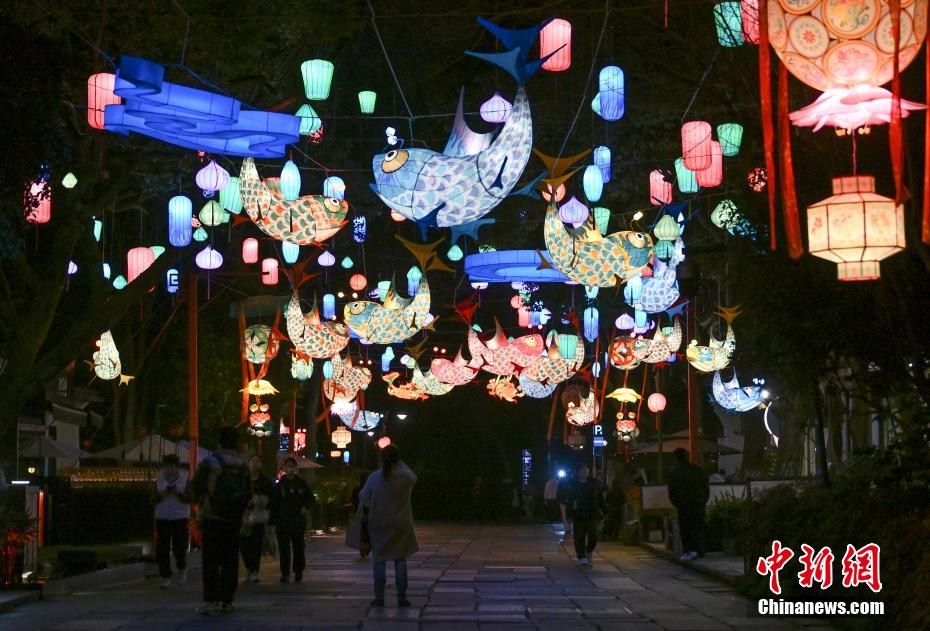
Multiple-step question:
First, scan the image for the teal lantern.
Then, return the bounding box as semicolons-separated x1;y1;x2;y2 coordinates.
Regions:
592;207;611;234
340;256;353;269
220;176;243;214
654;240;676;260
556;333;579;359
282;241;300;264
591;92;602;116
295;104;322;134
193;227;208;242
280;160;301;201
113;274;127;290
713;2;743;48
447;244;464;261
358;91;377;114
593;146;611;183
102;263;111;279
583;165;604;203
377;280;391;301
150;245;166;259
674;158;699;194
406;266;422;297
93;219;103;242
322;360;334;379
717;123;743;156
301;59;334;100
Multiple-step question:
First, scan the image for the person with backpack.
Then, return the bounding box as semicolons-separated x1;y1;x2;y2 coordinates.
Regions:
153;454;191;589
271;456;314;583
191;426;249;615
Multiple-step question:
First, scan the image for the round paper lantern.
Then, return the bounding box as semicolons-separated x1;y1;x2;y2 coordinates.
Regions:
406;267;422;297
377;436;392;449
282;241;300;264
747;167;768;192
261;258;279;285
447;244;464;261
322;360;335;380
695;141;723;188
711;200;738;228
653;215;681;241
323;294;336;320
61;172;78;189
714;2;744;47
480;93;512;123
196;160;230;193
741;0;760;44
647;392;667;414
592;207;611;234
541;183;566;203
597;66;625;121
717;123;744;156
540;18;572;71
127;247;155;283
674;158;699;194
583;165;604;203
243;324;279;364
358;91;377;114
87;73;120;130
649;170;672;206
349;273;368;291
807;175;904;281
195;246;223;271
594;146;612;183
167;195;192;246
681;121;713;171
301;59;335;100
295;103;322;135
558;196;588;227
198;200;227;226
24;179;50;224
340;256;353;269
323;176;345;200
242;237;258;264
219;176;243;214
318;251;336;267
510;295;524;309
280;160;301;201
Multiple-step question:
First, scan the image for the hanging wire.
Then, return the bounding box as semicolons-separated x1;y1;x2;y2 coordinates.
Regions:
366;0;416;142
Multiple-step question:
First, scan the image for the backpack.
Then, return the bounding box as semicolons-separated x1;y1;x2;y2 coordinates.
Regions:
209;455;251;520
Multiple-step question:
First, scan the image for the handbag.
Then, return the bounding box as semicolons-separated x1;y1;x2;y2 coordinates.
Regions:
345;515;363;549
244;507;270;525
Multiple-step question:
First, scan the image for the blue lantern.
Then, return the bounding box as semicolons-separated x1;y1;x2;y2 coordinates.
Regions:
583;165;603;203
341;256;353;269
166;269;179;294
323;176;345;199
353;216;367;243
282;242;300;264
168;195;192;247
597;66;624;121
323;294;336;320
322;360;334;379
280;160;301;201
583;307;599;342
594;146;611;183
113;275;127;290
406;267;422;297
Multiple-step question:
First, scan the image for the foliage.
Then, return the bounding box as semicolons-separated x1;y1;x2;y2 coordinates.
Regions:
705;491;747;553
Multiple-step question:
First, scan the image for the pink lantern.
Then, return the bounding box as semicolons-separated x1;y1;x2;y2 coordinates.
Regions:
377;436;392;449
695;141;723;188
262;258;279;285
349;273;368;291
242;238;258;264
681;121;712;171
127;247;155;284
390;211;406;222
647;392;667;414
517;306;531;328
649;170;672;206
541;183;566;203
87;73;120;130
540;19;571;71
740;0;759;45
24;180;51;224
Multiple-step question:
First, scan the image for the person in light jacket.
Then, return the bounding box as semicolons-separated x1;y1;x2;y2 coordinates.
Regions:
359;444;418;608
154;454;190;589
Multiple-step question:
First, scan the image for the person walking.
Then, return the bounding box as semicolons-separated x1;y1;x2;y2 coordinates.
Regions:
272;456;314;583
240;455;274;583
191;426;250;615
153;454;190;589
359;444;418;608
543;474;560;523
667;447;710;561
564;465;605;566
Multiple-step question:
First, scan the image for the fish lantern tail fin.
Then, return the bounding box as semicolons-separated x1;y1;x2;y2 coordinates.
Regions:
510;171;545;199
466;17;559;85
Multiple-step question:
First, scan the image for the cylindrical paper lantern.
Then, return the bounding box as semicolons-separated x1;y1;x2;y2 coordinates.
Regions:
714;2;744;47
282;241;300;264
583;307;599;342
517;306;530;328
301;59;334;100
695;141;723;188
280;160;301;201
674;158;699;194
583;165;604;203
323;176;345;200
557;334;578;359
166;269;180;294
24;180;51;224
594;146;611;183
242;238;258;264
219;176;243;213
358;91;377;114
127;247;155;283
323;294;336;319
406;267;422;297
597;66;624;121
261;258;279;285
540;18;571;71
649;170;672;206
717;123;743;157
681;121;713;171
87;73;120;130
741;0;759;44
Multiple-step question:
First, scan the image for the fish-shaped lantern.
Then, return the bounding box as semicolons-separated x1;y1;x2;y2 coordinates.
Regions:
517;375;558;399
322;353;371;404
467;320;544;376
370;17;554;233
631;318;683;364
544;202;653;287
383;372;429;400
686;323;736;373
638;257;680;314
239;157;349;245
344;278;431;344
608;336;641;371
431;349;479;386
401;357;455;396
286;290;349;359
487;375;524;403
565;390;599;426
242;324;281;365
712;371;764;413
91;331;134;385
520;331;584;385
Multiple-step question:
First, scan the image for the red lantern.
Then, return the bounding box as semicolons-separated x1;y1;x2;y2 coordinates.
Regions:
24;180;51;224
647;392;667;414
349;273;368;291
510;295;524;309
242;238;258;264
127;247;155;284
649;170;672;206
695;141;722;188
377;436;392;449
740;0;759;44
681;121;712;171
541;183;566;203
87;73;120;130
540;19;571;71
262;258;279;285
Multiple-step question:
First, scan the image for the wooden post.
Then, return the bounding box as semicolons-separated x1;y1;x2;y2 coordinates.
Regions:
655;368;664;483
687;303;700;465
289;390;297;453
187;273;199;480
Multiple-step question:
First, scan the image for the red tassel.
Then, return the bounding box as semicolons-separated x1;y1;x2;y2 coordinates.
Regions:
889;0;905;205
777;65;804;259
758;0;777;251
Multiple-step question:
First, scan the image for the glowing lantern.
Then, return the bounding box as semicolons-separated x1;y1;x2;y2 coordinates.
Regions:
195;246;223;270
219;176;243;214
87;73;120;130
592;207;611;234
323;294;336;319
199;200;227;226
242;238;258;263
597;66;624;121
647;392;667;413
377;280;391;301
62;172;78;189
390;210;406;222
24;179;50;224
741;0;759;44
557;334;579;359
406;267;422;297
166;196;192;246
583;307;599;342
323;176;345;200
711;200;738;228
510;295;524;309
301;59;335;100
102;263;111;279
674;158;699;194
559;196;588;227
654;215;680;241
261;258;279;285
318;251;335;267
541;183;566;203
377;436;392;449
353;216;367;243
127;247;155;283
282;241;300;264
517;306;530;327
340;256;353;269
322;360;334;380
296;104;322;135
196;160;230;194
93;219;103;242
714;2;744;47
806;175;905;281
591;93;602;117
358;91;377;114
68;261;78;275
583;165;603;203
480;93;512;123
447;244;464;261
695;141;722;188
113;275;127;290
349;274;368;291
280;160;301;201
166;269;180;294
331;425;351;448
649;170;672;206
150;246;165;259
717;123;743;157
540;18;572;71
681;121;712;171
193;227;208;242
594;146;611;183
748;167;767;192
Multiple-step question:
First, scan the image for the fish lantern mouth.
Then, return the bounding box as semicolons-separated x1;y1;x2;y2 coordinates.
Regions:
381;149;409;173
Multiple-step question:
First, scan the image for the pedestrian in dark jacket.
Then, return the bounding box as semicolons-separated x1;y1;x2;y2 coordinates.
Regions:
667;448;710;561
239;455;274;583
562;465;606;566
272;457;314;582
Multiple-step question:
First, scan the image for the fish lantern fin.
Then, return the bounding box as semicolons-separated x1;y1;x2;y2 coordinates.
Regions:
510;171;545;199
533;147;593;178
465;17;556;85
414;203;445;241
443;89;496;157
490;156;509;190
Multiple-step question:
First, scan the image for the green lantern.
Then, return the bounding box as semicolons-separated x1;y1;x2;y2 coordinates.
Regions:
674;158;699;194
653;215;680;241
295;104;322;134
199;200;228;226
592;207;611;234
62;172;78;189
358;91;377;114
220;176;243;214
301;59;334;100
150;245;166;259
713;2;743;48
93;219;103;242
654;240;676;260
340;256;353;269
556;334;579;359
711;200;738;228
717;123;743;157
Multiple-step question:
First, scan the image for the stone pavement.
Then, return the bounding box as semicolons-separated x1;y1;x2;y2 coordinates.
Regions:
0;523;832;630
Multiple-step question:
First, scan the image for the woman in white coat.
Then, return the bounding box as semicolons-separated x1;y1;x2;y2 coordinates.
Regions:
359;444;418;607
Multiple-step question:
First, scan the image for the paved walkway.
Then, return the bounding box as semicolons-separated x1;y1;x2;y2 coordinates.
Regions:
0;523;830;630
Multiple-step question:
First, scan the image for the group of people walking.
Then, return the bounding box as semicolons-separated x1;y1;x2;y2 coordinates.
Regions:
151;427;418;615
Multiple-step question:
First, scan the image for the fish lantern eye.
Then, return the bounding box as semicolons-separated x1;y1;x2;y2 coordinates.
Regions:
326;198;341;210
381;149;409;173
626;232;647;248
348;302;366;315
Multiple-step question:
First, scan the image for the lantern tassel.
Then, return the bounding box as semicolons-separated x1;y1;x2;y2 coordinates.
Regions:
777;65;804;259
758;0;777;251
